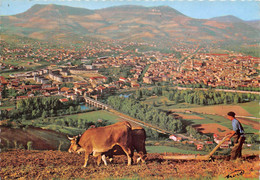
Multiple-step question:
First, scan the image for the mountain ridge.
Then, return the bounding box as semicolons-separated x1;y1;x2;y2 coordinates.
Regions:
210;15;244;23
1;4;259;43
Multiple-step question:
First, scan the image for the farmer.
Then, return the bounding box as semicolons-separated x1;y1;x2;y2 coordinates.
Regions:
225;111;245;160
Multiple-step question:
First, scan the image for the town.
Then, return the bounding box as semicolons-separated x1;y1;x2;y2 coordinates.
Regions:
1;39;259;102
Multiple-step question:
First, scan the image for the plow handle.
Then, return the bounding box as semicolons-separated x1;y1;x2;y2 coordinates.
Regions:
208;136;229;157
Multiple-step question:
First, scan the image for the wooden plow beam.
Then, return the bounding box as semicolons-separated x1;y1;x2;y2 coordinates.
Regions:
162;136;228;161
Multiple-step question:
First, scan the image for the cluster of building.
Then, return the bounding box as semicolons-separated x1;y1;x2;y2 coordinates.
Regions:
1;38;259;103
142;53;259;88
0;72;120;101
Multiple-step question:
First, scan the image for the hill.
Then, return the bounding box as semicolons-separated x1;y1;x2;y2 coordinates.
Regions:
1;4;259;43
210;15;244;23
246;20;260;30
1;149;259;179
0;126;70;151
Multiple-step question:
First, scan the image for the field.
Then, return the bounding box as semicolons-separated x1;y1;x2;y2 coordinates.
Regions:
59;110;120;124
144;96;258;119
19;110;122;135
169;105;259;132
192;123;231;137
1;149;259;179
240;101;259;118
169;104;252;117
174;113;205;120
143;96;259;139
0;126;70;151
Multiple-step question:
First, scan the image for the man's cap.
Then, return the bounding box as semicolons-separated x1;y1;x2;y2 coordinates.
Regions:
227;111;236;117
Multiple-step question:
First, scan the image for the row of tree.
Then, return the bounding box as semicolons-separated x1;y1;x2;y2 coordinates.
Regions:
134;87;258;105
0;97;86;121
107;96;184;133
177;83;260;92
34;117;111;130
162;89;258;105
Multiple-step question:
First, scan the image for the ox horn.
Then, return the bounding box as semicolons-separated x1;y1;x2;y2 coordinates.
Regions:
67;135;74;140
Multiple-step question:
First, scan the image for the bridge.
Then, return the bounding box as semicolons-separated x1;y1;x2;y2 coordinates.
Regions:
84;95;109;110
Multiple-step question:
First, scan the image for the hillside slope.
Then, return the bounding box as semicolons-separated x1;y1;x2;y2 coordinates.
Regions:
1;4;259;43
0;126;70;151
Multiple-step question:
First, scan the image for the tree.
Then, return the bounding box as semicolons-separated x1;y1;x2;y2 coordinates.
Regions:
174;93;180;104
32;110;38;118
135;90;142;100
76;105;81;113
42;111;47;118
234;95;239;104
69;106;74;115
1;85;8;98
8;88;17;97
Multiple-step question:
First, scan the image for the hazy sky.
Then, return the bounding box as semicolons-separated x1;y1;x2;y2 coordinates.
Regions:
0;0;259;21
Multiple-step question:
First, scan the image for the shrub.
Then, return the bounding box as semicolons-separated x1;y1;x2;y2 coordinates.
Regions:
27;141;33;150
58;140;63;151
13;140;18;149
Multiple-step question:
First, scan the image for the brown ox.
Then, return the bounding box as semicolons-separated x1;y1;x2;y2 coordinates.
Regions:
77;126;147;165
68;121;133;167
104;126;147;164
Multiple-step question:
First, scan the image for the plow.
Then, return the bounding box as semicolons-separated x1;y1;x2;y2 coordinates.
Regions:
162;136;229;161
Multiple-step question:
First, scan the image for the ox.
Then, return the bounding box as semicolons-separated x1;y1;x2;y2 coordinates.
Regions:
68;121;133;167
76;126;147;165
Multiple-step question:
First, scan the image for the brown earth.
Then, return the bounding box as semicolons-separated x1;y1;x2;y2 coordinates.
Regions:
170;105;251;117
1;150;259;179
175;113;205;120
193;123;231;136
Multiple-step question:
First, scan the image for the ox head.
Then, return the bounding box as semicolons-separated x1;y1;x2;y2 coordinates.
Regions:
68;134;81;153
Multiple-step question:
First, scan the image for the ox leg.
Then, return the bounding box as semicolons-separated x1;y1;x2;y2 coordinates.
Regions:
83;152;90;167
137;157;141;164
126;150;132;166
101;155;108;166
97;155;102;166
137;157;145;164
137;152;146;164
120;146;132;166
93;152;103;166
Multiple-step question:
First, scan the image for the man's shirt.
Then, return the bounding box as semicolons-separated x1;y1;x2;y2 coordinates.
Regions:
232;118;245;136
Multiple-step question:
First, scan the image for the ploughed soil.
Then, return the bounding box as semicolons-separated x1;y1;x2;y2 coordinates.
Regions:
1;149;259;179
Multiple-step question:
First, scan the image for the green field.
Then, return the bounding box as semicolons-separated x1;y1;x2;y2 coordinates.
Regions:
27;110;121;135
60;110;120;124
240;101;259;118
143;96;203;110
0;106;15;110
